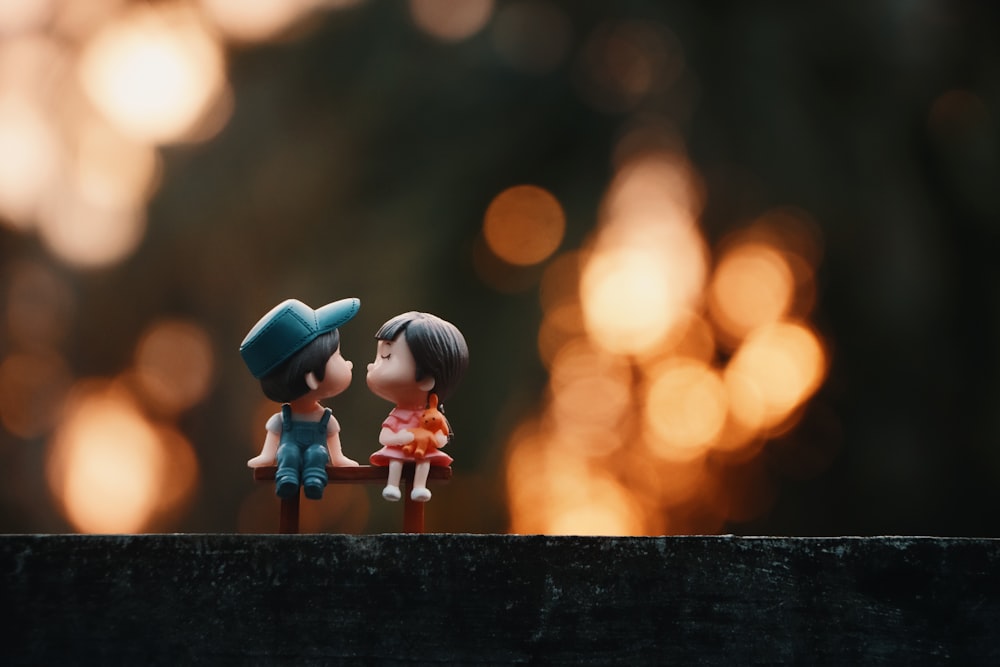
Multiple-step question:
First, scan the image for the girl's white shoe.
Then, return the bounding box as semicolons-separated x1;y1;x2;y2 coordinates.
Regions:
410;487;432;502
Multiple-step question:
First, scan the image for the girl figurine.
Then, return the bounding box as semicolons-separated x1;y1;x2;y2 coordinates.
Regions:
367;311;469;503
240;298;361;500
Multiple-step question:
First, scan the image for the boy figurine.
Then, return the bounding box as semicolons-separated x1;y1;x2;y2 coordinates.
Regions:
367;311;469;503
241;298;361;500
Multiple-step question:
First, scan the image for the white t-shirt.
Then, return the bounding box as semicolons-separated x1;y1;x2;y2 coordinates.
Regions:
265;406;341;436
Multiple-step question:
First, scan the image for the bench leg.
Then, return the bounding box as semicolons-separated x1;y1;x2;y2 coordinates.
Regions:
401;475;425;533
279;492;300;534
403;493;425;533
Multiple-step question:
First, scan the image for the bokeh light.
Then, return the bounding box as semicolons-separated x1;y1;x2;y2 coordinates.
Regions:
408;0;493;42
0;33;68;100
503;139;828;535
46;381;199;533
651;311;716;366
643;358;728;460
544;473;646;536
580;152;708;355
602;149;704;222
78;4;228;144
482;184;566;266
0;1;230;271
36;191;147;268
506;424;646;535
537;302;583;367
0;0;55;35
580;246;682;354
725;208;823;321
708;242;795;347
547;338;632;450
71;118;162;212
725;320;827;433
0;93;61;228
199;0;356;44
132;320;216;416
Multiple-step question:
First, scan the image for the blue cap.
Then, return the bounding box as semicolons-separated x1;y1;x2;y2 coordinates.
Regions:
240;298;360;378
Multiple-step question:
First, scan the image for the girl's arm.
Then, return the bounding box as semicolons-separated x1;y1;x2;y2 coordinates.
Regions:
379;427;415;447
434;431;449;448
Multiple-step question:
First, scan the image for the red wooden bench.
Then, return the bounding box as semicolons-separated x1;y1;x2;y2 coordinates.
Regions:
252;464;451;533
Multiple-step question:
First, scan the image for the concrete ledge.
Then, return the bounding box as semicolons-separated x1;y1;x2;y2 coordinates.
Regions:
2;535;999;664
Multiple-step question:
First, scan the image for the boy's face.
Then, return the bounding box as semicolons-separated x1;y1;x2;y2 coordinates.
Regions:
316;345;353;398
367;334;431;408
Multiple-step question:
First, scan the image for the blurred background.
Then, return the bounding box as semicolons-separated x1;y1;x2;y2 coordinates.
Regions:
0;0;997;536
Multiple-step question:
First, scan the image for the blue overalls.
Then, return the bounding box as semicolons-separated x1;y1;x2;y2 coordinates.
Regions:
274;404;331;500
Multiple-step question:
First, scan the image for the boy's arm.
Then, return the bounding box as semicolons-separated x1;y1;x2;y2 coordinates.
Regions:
247;430;280;467
327;428;359;467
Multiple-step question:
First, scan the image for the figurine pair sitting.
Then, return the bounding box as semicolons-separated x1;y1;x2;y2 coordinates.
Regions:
240;298;468;504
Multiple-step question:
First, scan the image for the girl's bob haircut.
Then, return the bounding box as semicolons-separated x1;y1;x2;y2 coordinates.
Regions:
375;311;468;402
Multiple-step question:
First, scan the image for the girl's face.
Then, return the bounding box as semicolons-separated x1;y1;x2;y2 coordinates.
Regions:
317;346;353;398
367;334;431;408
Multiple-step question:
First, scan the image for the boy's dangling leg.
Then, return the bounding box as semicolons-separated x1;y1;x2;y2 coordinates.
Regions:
302;444;329;500
274;443;302;499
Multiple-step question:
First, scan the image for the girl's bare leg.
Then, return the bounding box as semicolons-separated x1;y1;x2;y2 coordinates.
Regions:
410;460;432;502
383;460;403;501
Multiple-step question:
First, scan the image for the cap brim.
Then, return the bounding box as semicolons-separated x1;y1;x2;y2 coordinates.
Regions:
316;297;360;332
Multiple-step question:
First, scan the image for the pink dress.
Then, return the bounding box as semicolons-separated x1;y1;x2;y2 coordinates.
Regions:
369;407;453;467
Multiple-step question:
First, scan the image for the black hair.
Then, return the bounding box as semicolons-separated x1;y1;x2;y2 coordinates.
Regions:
375;312;468;402
260;329;340;403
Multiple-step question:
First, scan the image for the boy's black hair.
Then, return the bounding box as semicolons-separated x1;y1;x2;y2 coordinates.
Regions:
260;329;340;403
